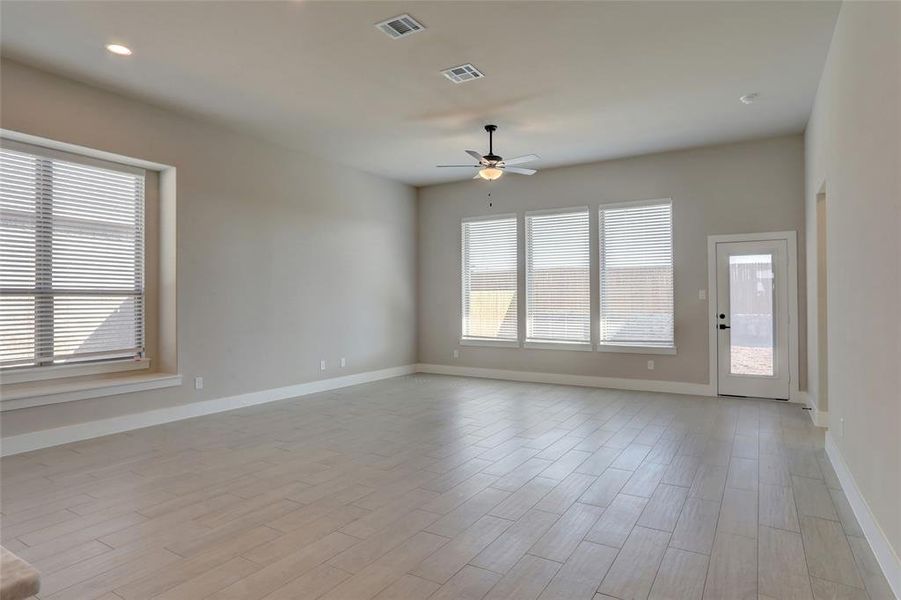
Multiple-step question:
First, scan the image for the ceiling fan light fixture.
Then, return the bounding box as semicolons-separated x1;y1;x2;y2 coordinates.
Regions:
478;167;503;181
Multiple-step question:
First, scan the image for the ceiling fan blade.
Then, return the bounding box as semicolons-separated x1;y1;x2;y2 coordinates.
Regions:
500;154;539;166
465;150;487;164
436;165;479;168
504;166;537;175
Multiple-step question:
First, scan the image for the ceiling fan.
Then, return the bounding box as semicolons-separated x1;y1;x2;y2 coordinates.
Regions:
437;125;539;180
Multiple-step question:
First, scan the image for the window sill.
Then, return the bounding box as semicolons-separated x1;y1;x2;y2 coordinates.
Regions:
524;341;593;352
460;339;520;348
595;344;677;355
0;371;182;411
1;358;150;384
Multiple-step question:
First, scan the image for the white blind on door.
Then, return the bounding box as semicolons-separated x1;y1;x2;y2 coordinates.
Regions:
0;146;145;368
462;216;518;341
526;209;590;344
599;201;673;347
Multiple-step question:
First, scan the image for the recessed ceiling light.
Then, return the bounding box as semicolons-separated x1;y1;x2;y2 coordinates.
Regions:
106;44;132;56
740;92;759;105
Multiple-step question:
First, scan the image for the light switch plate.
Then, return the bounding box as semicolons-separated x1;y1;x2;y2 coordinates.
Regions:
194;376;203;390
699;289;707;300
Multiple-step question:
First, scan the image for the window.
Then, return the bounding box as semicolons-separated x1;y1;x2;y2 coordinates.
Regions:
461;216;518;343
599;200;673;348
526;208;590;345
0;144;146;371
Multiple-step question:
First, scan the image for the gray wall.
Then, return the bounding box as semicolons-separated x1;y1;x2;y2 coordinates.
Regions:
804;1;901;562
0;60;418;436
418;135;806;386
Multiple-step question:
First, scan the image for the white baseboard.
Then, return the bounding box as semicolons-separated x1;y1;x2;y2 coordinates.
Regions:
809;408;829;428
825;432;901;598
415;363;714;396
799;391;829;427
0;364;416;457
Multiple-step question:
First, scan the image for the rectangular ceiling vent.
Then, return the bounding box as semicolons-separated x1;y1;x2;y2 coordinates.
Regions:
441;64;485;84
376;14;425;39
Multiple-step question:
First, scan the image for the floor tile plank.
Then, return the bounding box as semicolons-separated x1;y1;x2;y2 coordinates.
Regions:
538;541;618;600
648;547;708;600
758;525;813;600
703;531;757;600
598;525;670;600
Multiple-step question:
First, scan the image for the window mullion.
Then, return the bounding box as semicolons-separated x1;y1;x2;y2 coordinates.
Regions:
34;157;54;366
134;176;145;358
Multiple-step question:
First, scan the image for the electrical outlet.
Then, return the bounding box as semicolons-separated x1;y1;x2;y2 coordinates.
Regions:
194;376;203;390
699;289;707;300
453;349;460;359
647;360;655;371
320;360;326;371
340;357;346;368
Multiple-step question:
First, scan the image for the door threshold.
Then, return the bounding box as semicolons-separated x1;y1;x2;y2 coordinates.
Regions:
718;393;789;401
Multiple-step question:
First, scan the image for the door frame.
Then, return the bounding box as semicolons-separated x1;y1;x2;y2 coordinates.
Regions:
706;231;801;402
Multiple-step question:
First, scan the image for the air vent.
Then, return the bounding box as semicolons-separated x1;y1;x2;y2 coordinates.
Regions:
376;14;425;39
441;64;484;84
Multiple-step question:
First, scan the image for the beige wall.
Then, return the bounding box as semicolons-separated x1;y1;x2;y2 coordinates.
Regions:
0;60;418;437
418;136;806;386
804;1;901;561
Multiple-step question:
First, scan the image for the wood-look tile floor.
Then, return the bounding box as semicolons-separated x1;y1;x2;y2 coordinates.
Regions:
1;374;894;600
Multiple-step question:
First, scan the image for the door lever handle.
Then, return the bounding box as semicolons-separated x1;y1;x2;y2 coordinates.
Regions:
718;324;731;330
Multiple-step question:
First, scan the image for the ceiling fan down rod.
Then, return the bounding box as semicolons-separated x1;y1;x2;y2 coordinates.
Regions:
485;124;499;161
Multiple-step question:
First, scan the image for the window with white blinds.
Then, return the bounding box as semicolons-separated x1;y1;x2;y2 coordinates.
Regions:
0;145;146;369
461;216;518;342
599;200;673;348
526;209;590;344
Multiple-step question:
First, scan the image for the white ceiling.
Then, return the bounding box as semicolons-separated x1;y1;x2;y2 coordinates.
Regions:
0;1;840;186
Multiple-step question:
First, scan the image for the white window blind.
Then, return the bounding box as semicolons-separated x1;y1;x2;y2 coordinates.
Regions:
526;209;590;344
0;145;145;369
461;216;518;341
599;200;673;347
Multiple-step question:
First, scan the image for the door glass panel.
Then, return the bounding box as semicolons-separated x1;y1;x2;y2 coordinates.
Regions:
729;254;774;376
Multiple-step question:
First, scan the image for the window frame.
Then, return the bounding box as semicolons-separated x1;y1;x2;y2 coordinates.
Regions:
460;213;520;347
597;198;676;354
524;206;592;350
0;139;151;383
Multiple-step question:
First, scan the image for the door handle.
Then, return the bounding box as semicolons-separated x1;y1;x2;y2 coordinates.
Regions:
718;324;731;330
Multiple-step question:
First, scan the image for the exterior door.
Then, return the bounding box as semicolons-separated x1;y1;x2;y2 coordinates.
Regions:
715;240;790;399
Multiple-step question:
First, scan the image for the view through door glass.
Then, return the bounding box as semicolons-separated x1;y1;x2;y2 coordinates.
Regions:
729;254;774;376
